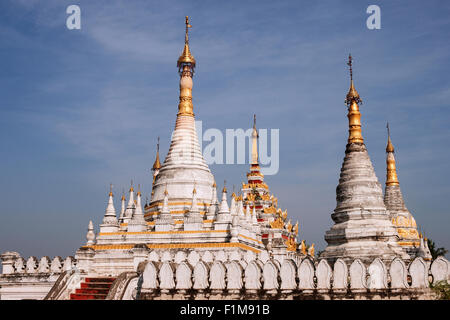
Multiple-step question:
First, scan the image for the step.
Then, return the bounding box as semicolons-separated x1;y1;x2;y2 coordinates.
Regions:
75;288;111;295
80;282;114;289
84;277;115;283
70;293;107;300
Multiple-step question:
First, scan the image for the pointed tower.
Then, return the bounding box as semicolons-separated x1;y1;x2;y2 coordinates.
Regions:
155;187;174;232
86;221;96;246
147;16;215;222
185;185;203;230
152;137;161;184
99;184;119;233
128;185;147;232
321;55;408;265
119;191;126;224
215;184;232;230
384;124;421;258
123;181;135;224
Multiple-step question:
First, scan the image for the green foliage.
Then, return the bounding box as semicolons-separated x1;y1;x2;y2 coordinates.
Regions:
427;238;448;260
430;280;450;300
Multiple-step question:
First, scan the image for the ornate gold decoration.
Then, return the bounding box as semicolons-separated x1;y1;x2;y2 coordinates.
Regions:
263;206;277;214
345;54;364;144
286;220;292;233
270;216;284;229
242;182;269;190
246;193;255;202
261;194;270;201
285;237;297;252
308;243;315;256
300;240;307;255
294;222;299;235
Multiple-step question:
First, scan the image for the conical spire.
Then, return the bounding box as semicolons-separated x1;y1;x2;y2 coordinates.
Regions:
128;184;147;232
385;123;399;186
219;184;230;214
252;205;258;226
147;16;214;213
189;185;199;214
86;220;95;246
132;185;145;221
384;123;420;258
102;184;118;225
119;190;126;220
177;16;196;116
245;204;252;225
230;192;237;216
345;54;364;144
321;55;409;264
251;114;259;164
152;137;161;172
237;197;244;218
177;16;196;71
124;180;135;219
161;187;170;215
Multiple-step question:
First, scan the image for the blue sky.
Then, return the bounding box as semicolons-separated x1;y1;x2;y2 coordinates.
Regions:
0;0;449;259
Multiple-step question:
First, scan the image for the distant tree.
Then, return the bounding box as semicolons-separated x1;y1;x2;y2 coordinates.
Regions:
427;238;448;260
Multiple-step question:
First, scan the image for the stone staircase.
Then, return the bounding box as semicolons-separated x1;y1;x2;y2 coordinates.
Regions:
69;277;116;300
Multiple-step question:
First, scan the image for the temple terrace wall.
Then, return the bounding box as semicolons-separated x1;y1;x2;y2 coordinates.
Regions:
131;250;449;300
0;252;76;300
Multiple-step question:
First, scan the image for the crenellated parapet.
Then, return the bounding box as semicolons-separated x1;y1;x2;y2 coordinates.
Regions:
0;252;76;276
125;250;449;300
0;252;78;300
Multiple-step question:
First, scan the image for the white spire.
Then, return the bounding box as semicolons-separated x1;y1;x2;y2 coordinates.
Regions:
119;192;126;222
161;188;170;215
128;185;147;232
185;186;203;230
189;186;199;214
155;187;174;232
125;181;135;218
211;182;217;204
245;204;252;225
86;220;95;246
230;194;237;216
219;186;229;214
252;205;258;226
102;185;118;225
237;199;244;218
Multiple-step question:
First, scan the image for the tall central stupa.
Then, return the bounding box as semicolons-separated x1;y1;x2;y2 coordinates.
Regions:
146;17;215;218
320;55;408;265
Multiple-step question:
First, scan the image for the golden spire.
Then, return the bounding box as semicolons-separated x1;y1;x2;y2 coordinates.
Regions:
177;16;196;117
345;54;364;144
386;122;399;186
177;16;196;69
109;183;113;197
130;179;134;192
152;137;161;170
251;114;259;164
222;180;227;193
121;189;125;201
